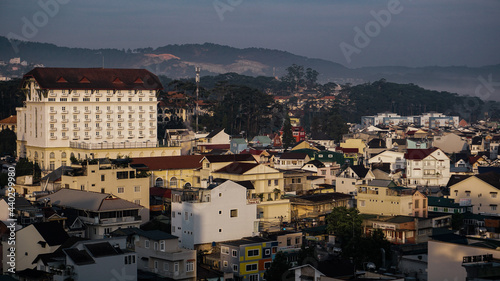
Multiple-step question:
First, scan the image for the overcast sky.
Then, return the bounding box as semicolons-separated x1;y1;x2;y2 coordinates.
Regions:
1;0;499;68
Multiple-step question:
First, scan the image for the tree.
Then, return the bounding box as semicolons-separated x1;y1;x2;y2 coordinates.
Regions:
282;115;295;150
0;128;16;156
305;68;319;89
264;252;292;281
326;207;363;243
281;64;305;91
15;158;41;182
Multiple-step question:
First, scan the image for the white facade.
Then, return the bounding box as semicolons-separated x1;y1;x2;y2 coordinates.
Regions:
171;180;259;249
406;148;451;187
16;68;164;170
368;150;405;172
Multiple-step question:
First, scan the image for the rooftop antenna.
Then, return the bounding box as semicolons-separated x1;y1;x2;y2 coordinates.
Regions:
195;66;201;133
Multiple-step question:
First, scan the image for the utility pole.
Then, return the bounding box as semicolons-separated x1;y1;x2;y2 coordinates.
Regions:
195;66;200;133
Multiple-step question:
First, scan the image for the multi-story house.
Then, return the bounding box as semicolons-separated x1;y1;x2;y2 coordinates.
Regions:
132;155;204;189
112;228;196;280
275;152;311;170
60;159;150;219
356;179;426;217
171;180;259;250
16;67;180;171
448;172;500;215
33;237;137;281
336;165;375;195
198;154;257;187
2;221;69;273
220;236;278;281
38;189;143;239
362;215;433;244
368;150;405;173
405;148;451;187
290;193;352;228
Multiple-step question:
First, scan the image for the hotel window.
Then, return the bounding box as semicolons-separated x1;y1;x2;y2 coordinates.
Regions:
134;186;140;192
221;247;229;254
233;264;238;272
491;192;497;198
107;98;110;101
118;98;121;101
83;98;90;101
465;191;471;197
72;98;78;101
117;187;124;193
232;250;237;257
128;98;132;101
491;205;497;211
96;98;99;101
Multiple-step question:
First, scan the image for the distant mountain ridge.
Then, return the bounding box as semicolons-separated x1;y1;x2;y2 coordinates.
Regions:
1;36;499;99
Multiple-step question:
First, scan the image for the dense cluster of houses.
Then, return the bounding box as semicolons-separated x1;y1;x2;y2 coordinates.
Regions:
2;66;500;280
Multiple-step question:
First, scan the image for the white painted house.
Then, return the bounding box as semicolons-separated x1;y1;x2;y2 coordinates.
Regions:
405;148;450;187
368;150;405;172
171;180;259;249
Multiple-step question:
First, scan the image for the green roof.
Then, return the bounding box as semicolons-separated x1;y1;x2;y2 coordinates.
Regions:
427;196;461;208
316;150;345;164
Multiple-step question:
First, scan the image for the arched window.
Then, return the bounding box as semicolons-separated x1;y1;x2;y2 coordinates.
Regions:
49;152;55;159
34;152;38;159
184;182;191;189
170;177;178;188
155;178;164;187
70;152;75;159
61;152;67;158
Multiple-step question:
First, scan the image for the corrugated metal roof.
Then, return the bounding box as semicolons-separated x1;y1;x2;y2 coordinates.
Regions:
38;189;141;211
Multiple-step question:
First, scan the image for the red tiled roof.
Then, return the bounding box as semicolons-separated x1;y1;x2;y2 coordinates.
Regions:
214;162;260;175
203;154;257;163
23;67;163;90
0;115;16;124
241;149;265;155
198;144;230;150
132;155;204;170
405;148;438;160
336;147;359;153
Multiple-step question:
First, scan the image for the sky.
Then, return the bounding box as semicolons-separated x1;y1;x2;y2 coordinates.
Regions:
1;0;499;68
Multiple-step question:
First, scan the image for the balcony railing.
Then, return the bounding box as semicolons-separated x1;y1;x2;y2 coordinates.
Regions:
69;141;166;150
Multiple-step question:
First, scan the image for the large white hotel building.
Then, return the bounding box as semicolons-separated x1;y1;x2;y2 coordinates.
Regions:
16;67;180;171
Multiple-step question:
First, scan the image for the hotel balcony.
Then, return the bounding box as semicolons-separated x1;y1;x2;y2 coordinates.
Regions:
84;110;91;114
129;126;135;130
117;118;124;122
50;110;57;114
61;119;69;123
138;92;145;97
128;109;135;113
69;140;163;150
138;109;145;113
62;136;69;140
50;136;57;140
73;127;80;131
96;127;102;131
106;92;113;97
117;110;124;114
107;135;113;139
149;109;155;113
129;118;135;122
49;119;57;123
117;126;124;130
84;127;91;131
73;109;80;114
96;135;102;139
138;118;145;122
106;118;113;122
106;110;113;114
79;215;141;226
72;136;80;140
73;93;80;97
139;126;145;130
73;119;80;123
95;92;102;97
61;110;68;114
84;119;91;122
62;127;68;131
106;127;113;130
96;118;102;122
96;110;102;114
117;92;124;97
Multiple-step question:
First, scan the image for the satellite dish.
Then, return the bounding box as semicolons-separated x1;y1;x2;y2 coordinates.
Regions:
366;262;376;271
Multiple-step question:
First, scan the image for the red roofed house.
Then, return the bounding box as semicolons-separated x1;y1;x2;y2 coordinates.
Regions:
132;155;204;188
0;115;16;133
405;148;450;187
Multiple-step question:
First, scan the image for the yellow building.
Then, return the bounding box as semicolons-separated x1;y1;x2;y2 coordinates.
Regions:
339;138;366;155
356;179;414;217
60;159;150;221
131;155;204;188
448;172;500;215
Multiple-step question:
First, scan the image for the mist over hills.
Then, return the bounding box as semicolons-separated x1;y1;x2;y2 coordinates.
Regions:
1;36;499;100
